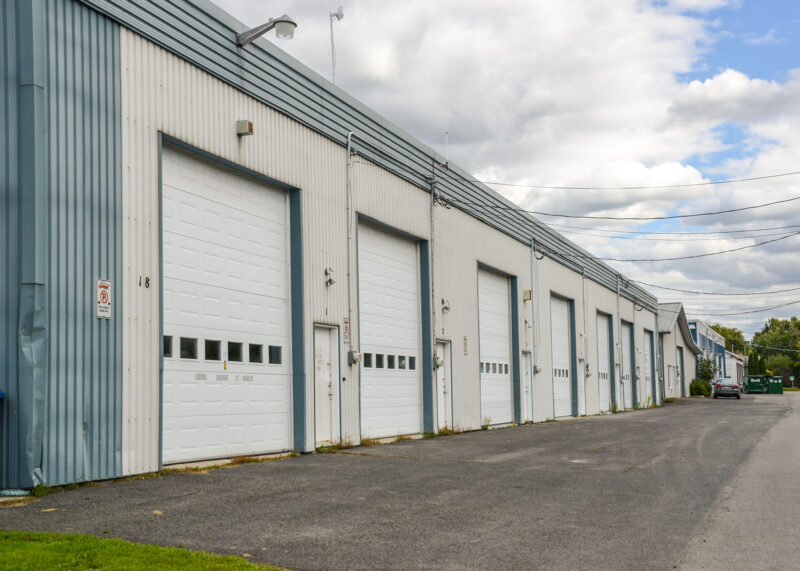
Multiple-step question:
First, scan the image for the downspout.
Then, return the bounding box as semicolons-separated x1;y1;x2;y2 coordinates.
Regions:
581;267;589;416
430;175;437;366
346;132;355;358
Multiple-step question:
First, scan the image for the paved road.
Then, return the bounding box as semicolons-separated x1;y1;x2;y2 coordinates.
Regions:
0;395;792;570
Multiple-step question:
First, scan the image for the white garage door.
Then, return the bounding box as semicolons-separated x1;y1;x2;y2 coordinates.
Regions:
644;331;653;406
551;296;572;418
478;270;512;426
596;314;612;413
358;224;421;438
161;148;291;464
621;322;633;409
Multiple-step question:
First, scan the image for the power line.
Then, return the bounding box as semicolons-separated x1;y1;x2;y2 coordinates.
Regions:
545;222;800;236
633;281;800;296
436;169;800;191
449;194;800;221
750;343;800;353
691;299;800;317
543;231;800;262
558;229;798;242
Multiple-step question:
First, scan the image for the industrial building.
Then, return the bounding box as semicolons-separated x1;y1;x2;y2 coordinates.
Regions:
3;0;668;489
689;320;727;379
658;303;701;398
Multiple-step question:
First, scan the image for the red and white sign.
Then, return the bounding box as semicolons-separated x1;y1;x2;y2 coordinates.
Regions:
343;318;350;344
96;279;112;319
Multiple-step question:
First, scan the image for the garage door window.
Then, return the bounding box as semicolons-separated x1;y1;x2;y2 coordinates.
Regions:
409;356;416;370
163;336;173;358
180;337;197;360
387;355;396;369
376;354;384;368
363;353;373;368
249;343;263;364
228;342;243;362
205;340;221;361
399;356;407;369
268;345;282;365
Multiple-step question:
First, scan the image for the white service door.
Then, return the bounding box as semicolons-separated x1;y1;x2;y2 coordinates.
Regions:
436;341;452;430
523;352;533;422
161;148;291;464
621;323;633;409
551;296;572;418
596;314;612;412
358;224;421;438
478;270;513;426
315;326;340;446
644;331;653;406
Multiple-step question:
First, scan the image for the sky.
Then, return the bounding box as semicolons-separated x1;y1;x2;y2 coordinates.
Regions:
212;0;800;338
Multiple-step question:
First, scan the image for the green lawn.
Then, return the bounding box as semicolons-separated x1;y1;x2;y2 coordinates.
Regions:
783;386;800;391
0;530;284;570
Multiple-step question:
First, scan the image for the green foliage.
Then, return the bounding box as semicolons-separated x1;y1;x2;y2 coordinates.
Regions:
690;379;711;397
696;357;718;384
709;323;746;352
0;530;276;570
30;484;50;498
765;354;793;376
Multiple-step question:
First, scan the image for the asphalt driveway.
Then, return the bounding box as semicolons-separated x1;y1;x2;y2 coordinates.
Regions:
0;395;789;570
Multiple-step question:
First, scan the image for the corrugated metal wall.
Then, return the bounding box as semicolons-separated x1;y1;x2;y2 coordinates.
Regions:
41;0;123;486
1;0;21;489
1;0;122;488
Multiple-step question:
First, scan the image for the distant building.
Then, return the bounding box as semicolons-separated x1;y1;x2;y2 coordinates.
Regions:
725;351;745;384
687;320;726;380
658;303;702;398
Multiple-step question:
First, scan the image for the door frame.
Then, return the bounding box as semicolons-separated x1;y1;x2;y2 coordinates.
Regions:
313;324;342;447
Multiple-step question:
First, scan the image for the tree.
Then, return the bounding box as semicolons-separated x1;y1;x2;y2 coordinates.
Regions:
765;354;793;377
710;323;746;353
696;357;718;384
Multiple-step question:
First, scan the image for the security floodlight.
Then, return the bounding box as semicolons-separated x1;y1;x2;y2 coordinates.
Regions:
332;6;344;22
237;14;297;47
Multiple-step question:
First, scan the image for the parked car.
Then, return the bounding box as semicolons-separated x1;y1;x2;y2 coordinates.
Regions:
714;377;741;399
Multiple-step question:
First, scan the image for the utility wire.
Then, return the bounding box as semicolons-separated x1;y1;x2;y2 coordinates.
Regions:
436;169;800;191
558;229;798;242
691;299;800;317
449;194;800;221
750;343;800;353
542;230;800;262
633;281;800;296
545;222;800;236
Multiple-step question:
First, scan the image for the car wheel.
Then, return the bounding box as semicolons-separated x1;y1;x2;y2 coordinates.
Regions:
737;395;741;399
714;395;718;399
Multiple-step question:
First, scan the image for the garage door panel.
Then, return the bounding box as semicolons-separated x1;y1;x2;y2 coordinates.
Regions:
621;323;633;409
479;270;512;425
551;297;572;418
162;148;290;464
359;224;422;438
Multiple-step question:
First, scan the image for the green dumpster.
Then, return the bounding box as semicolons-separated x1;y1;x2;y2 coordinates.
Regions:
746;375;765;394
768;376;784;394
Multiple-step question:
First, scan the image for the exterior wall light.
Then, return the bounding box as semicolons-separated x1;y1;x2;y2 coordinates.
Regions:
237;15;297;47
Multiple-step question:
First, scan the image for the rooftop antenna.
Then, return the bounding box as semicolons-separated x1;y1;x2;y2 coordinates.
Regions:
330;6;344;84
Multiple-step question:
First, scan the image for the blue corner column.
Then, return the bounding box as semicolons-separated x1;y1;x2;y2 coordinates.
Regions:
510;278;522;424
608;317;616;407
630;326;638;406
290;189;307;451
420;241;434;433
569;300;579;417
15;0;48;488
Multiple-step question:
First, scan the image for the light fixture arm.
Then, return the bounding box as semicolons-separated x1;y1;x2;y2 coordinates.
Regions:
237;15;297;47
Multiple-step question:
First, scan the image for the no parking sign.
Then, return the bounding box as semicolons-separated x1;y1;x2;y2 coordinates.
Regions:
96;279;112;319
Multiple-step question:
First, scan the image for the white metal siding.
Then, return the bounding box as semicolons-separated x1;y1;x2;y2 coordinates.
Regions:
596;314;611;412
358;224;421;438
161;148;290;463
478;270;512;426
551;297;572;418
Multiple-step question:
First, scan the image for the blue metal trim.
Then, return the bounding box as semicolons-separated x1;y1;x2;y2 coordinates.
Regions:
289;188;306;451
647;330;657;404
569;300;579;417
608;316;616;407
510;277;522;424
629;324;637;406
420;241;434;433
157;133;164;470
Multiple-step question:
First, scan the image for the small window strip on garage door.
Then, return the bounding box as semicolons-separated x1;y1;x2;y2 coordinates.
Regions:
160;147;291;464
